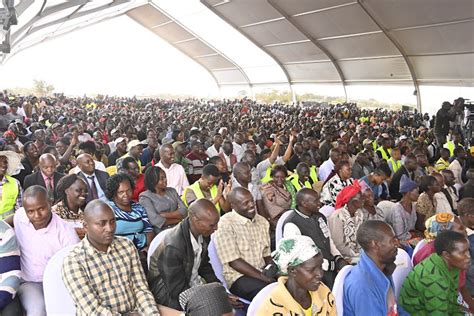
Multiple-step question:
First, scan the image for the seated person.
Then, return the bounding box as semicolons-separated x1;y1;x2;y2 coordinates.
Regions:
328;181;364;262
52;174;88;239
0;150;22;220
400;230;471;315
182;164;230;214
320;160;354;207
62;200;161;315
139;166;187;234
105;173;154;266
387;175;422;252
360;182;385;221
413;213;474;312
148;199;221;310
256;235;336;315
214;187;273;300
14;186;79;316
283;188;347;289
458;198;474;296
0;220;21;316
119;157;145;202
344;220;408;315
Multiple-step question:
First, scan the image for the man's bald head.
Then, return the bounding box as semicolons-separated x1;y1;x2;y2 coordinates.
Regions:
228;187;256;219
83;199;116;251
228;187;251;205
84;199;114;223
296;188;318;207
39;153;56;164
189;199;218;217
189;199;220;236
77;153;95;174
39;153;57;177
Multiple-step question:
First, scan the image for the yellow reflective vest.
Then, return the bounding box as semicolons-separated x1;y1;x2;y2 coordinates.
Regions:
0;175;19;220
182;181;221;212
287;174;312;191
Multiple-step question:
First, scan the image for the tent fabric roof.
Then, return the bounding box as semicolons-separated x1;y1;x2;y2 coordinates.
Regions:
1;0;473;108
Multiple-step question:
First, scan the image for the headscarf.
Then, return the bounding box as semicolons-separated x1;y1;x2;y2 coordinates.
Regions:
272;235;321;275
0;150;21;175
399;174;418;193
3;130;15;139
335;180;361;209
424;213;455;240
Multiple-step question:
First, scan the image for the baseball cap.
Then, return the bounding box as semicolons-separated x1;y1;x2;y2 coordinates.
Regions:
127;139;143;151
114;137;126;145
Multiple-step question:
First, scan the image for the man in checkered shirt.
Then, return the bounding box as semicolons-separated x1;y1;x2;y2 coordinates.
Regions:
61;200;159;315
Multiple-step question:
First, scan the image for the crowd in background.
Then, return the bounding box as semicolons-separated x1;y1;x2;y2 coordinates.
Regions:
0;91;473;315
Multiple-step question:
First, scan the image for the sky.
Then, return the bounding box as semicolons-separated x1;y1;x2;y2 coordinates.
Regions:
0;11;472;115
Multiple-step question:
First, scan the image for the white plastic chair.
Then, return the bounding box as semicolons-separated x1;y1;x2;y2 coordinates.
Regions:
247;282;278;315
275;210;292;243
319;205;335;218
208;235;251;305
411;239;427;265
393;248;413;298
147;228;172;267
43;245;77;316
332;265;354;316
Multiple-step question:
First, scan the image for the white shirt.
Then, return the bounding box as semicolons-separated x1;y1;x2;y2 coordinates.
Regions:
72;160;106;174
222;153;232;172
205;145;222;158
434;192;453;214
232;142;244;162
189;231;204;287
82;172;106;200
157;161;189;195
318;158;335;182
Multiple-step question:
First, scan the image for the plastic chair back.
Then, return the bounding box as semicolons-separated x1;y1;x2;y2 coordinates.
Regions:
332;265;354;316
43;245;77;316
247;282;278;315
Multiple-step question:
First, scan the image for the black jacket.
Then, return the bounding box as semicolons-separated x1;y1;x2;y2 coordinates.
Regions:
77;170;109;203
23;171;65;201
147;218;219;310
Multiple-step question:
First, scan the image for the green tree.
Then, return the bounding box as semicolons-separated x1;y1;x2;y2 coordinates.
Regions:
33;79;54;97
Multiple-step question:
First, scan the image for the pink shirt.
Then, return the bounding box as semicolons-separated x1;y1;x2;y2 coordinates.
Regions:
13;207;79;282
157;161;189;195
41;172;54;188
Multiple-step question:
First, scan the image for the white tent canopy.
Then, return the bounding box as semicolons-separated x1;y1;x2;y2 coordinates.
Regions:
1;0;473;110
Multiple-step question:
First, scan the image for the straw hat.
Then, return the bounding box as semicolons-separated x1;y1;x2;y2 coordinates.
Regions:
0;151;21;175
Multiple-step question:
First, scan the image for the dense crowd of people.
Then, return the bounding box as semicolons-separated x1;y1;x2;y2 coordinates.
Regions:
0;91;473;315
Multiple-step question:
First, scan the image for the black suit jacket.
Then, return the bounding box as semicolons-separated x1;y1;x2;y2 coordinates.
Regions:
148;218;219;310
23;171;65;201
78;170;109;203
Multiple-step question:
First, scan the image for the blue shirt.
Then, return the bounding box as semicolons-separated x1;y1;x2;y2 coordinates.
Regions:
360;176;382;199
107;201;153;250
343;251;409;316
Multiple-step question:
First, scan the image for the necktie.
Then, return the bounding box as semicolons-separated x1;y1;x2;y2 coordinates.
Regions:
46;177;54;202
88;175;99;200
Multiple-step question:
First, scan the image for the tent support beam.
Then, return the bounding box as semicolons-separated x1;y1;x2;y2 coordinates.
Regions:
268;0;348;103
201;0;294;97
357;0;422;112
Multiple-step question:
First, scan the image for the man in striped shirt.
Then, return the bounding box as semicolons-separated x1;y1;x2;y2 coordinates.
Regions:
0;220;21;315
